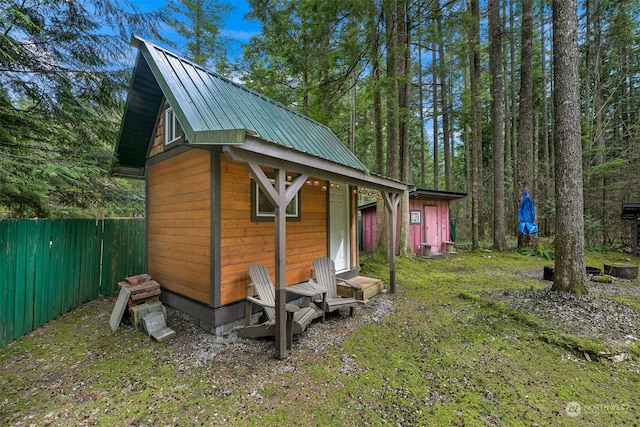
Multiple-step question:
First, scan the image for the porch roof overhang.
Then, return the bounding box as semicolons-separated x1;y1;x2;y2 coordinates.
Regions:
358;188;466;211
221;136;410;194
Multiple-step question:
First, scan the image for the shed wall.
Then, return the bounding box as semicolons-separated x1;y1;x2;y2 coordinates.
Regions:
219;156;329;305
147;149;212;303
409;199;450;253
360;205;377;252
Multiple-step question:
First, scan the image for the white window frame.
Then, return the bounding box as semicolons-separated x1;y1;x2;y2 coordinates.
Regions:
164;107;181;145
252;179;300;221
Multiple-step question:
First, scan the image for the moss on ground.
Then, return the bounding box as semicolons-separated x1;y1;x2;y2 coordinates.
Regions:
1;250;639;426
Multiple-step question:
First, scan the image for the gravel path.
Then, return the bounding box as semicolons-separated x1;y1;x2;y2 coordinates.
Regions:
166;293;396;372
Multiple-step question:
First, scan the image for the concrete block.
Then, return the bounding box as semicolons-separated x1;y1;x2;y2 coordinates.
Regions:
130;301;166;330
141;311;167;335
151;327;176;342
109;286;131;331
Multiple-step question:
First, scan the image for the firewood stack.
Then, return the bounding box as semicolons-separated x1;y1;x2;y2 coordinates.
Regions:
118;274;161;308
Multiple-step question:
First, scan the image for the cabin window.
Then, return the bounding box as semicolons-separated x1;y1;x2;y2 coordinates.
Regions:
410;210;421;224
164;107;181;145
251;179;301;222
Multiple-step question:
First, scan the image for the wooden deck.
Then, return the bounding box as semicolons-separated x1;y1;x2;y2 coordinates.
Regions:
337;276;385;301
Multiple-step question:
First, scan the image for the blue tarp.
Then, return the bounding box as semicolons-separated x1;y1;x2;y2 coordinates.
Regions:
517;189;538;235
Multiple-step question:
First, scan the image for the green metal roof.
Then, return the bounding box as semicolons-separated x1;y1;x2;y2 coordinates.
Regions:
114;36;368;174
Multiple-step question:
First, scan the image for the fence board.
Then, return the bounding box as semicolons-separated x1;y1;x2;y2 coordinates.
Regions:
34;220;51;328
100;219;145;295
23;220;37;336
50;220;65;319
0;221;8;347
11;221;22;340
0;218;145;349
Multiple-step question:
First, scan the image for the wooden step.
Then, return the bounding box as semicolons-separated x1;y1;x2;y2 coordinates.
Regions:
337;276;385;301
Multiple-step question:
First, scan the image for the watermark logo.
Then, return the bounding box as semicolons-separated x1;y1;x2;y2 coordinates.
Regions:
565;401;627;417
565;402;581;418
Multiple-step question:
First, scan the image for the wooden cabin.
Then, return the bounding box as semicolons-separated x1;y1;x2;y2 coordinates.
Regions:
113;37;408;340
359;189;466;256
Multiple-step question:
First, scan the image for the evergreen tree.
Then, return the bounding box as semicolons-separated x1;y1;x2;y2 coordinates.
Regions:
163;0;232;73
552;0;587;294
0;0;161;217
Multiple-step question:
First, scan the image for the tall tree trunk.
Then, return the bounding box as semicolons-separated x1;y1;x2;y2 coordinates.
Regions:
517;0;534;249
464;66;472;241
398;0;411;255
418;29;426;186
593;4;605;246
386;0;399;180
533;114;539;201
503;0;513;234
469;0;481;249
371;4;387;257
551;0;587;295
350;73;356;153
541;3;551;236
509;0;518;230
436;1;452;191
489;0;506;250
432;40;439;190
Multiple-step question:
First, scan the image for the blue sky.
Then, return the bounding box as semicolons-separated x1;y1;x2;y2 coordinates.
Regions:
134;0;262;58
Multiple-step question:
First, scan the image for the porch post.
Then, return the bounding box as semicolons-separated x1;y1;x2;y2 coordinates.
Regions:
634;214;638;257
244;162;308;359
382;192;400;293
273;169;287;358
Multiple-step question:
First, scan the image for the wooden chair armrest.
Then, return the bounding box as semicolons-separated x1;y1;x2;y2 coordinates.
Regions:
285;303;301;313
247;296;274;309
247;297;300;313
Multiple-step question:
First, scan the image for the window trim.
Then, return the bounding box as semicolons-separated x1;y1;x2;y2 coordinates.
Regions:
251;178;301;222
164;107;181;145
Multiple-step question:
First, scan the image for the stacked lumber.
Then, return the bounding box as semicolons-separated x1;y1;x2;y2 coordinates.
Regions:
118;274;162;308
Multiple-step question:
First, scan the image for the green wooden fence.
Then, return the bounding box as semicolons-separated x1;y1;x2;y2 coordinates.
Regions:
0;218;145;349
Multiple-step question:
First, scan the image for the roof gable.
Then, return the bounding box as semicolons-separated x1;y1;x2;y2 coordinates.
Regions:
114;36;368;175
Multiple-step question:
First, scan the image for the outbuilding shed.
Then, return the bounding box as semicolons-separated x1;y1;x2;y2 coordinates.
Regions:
621;202;640;256
359;189;466;256
113;37;409;358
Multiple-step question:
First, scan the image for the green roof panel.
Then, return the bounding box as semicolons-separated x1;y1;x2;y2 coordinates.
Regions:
131;36;368;173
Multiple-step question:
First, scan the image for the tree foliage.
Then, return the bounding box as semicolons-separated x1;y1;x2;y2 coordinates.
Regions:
163;0;232;72
237;0;639;257
3;0;639;268
0;0;161;218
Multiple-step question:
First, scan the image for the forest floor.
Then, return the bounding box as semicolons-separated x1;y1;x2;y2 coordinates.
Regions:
1;249;639;426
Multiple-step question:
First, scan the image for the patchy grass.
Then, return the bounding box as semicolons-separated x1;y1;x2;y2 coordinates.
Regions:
1;250;640;426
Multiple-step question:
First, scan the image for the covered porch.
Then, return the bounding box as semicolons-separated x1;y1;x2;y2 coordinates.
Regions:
222;140;408;359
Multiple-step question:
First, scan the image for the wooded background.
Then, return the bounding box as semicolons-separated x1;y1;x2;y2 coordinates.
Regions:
1;0;639;251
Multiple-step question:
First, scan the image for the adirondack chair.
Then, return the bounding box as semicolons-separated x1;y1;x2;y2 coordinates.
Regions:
311;257;361;317
237;264;321;348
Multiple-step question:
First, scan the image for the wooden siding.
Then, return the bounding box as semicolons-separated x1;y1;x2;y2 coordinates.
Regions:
148;99;188;158
219;157;328;305
409;199;450;253
360;204;378;253
147;149;211;303
148;101;166;158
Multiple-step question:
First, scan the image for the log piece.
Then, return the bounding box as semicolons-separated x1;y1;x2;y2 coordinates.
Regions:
603;264;638;280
